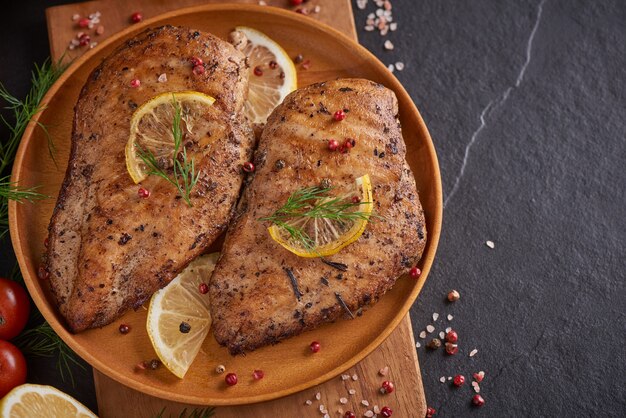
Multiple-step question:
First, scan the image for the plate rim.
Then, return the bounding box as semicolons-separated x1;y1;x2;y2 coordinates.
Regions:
9;3;442;405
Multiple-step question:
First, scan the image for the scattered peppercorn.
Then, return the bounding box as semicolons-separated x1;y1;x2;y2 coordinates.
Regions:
334;109;346;121
242;161;255;173
310;341;321;353
380;406;393;417
252;369;264;380
344;139;354;150
453;375;465;387
38;265;49;280
215;364;226;374
77;17;90;28
78;34;91;46
294;54;304;64
290;0;304;5
301;60;311;70
119;324;130;334
446;330;458;343
426;406;436;417
274;159;285;170
320;178;332;189
445;342;459;355
179;321;191;333
130;12;143;23
149;359;160;370
472;394;485;407
269;60;278;69
409;266;421;278
426;338;441;350
130;78;141;88
447;289;460;302
345;412;356;418
351;196;361;204
328;139;339;151
253;66;263;76
381;380;395;394
192;65;205;75
138;187;150;198
199;283;209;294
225;372;238;386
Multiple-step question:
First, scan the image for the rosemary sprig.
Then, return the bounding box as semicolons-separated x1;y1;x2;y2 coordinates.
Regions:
153;407;215;418
136;96;200;206
259;185;377;252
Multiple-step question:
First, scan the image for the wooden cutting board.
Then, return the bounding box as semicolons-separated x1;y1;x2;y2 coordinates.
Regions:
45;1;427;416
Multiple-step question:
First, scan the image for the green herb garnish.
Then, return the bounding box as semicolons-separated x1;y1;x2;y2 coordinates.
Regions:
136;96;200;207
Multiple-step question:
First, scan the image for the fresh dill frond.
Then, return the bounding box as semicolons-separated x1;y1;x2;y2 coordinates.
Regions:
13;319;84;386
136;95;200;206
153;406;215;418
259;184;378;252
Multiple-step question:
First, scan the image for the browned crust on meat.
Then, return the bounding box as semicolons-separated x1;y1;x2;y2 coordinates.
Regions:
46;26;253;332
210;78;426;354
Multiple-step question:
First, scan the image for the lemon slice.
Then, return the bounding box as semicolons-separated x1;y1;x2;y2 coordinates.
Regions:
146;253;218;378
235;26;297;124
268;175;374;258
125;91;216;183
0;384;97;418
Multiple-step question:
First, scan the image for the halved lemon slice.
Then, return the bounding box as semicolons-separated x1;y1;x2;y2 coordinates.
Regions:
234;26;297;124
0;384;97;418
125;91;216;183
146;253;218;378
268;175;374;258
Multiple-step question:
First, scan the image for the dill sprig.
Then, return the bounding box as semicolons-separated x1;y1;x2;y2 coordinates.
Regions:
13;318;85;386
0;176;47;239
153;407;215;418
259;185;377;252
136;96;200;206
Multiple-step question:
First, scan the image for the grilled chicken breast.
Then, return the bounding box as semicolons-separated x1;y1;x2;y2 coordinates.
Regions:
210;78;426;354
46;26;254;332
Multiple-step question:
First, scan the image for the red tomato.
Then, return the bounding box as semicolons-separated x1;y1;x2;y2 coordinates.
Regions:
0;340;27;397
0;278;30;340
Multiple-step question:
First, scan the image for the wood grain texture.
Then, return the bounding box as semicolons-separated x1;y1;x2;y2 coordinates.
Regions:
46;0;358;63
18;1;442;413
94;315;426;417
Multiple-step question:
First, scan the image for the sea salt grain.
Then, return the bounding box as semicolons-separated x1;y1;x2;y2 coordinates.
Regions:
419;331;427;339
432;313;439;321
439;331;445;340
445;327;452;333
362;400;370;407
486;240;495;248
379;366;389;376
352;374;359;381
357;0;368;10
390;22;398;31
340;398;348;405
415;342;421;348
447;314;454;321
395;62;405;71
341;374;350;381
157;73;167;83
305;400;312;406
384;40;394;50
364;411;374;418
315;392;321;400
426;325;435;333
439;376;446;383
349;389;356;395
470;349;479;357
387;64;395;72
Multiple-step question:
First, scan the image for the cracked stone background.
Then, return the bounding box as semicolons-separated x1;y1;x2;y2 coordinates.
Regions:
1;0;625;416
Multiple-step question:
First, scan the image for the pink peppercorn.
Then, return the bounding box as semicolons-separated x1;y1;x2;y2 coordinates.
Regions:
225;373;238;386
310;341;320;353
138;187;150;198
445;342;459;355
130;79;141;88
328;139;339;151
426;407;436;417
409;266;421;278
192;65;205;75
252;370;264;380
472;394;485;407
333;109;346;121
130;12;143;23
381;380;395;394
380;406;393;417
77;17;90;28
199;283;209;294
453;375;465;387
446;330;458;343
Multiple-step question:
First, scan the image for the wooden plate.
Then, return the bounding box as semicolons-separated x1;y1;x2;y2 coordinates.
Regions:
9;4;442;406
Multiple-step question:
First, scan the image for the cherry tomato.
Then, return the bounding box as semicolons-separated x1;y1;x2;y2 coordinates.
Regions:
0;340;27;398
0;278;30;340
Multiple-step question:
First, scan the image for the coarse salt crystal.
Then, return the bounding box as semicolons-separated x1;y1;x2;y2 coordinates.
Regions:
96;25;105;35
361;400;370;406
341;374;350;380
426;325;435;333
315;392;321;400
439;376;446;383
322;409;328;415
89;42;97;49
305;400;312;405
323;414;330;418
357;0;368;10
445;327;452;333
486;240;495;248
364;411;374;418
157;73;167;83
314;5;321;13
68;44;76;50
416;342;421;348
379;366;389;376
365;25;375;32
319;405;325;412
349;389;356;395
439;331;445;340
395;62;405;71
376;8;384;17
384;40;394;50
432;313;439;321
340;397;348;404
419;331;426;339
448;376;453;381
258;0;267;5
473;383;481;393
390;22;398;31
72;14;80;21
380;27;389;36
374;405;381;414
352;374;358;381
447;314;454;321
470;349;478;357
388;64;395;72
368;12;376;19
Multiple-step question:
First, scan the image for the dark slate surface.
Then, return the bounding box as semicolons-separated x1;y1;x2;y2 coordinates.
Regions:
1;1;625;416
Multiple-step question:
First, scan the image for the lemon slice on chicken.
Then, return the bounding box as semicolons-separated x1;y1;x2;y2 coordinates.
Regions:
234;26;297;124
146;253;218;378
125;91;216;183
0;384;97;418
268;175;374;258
